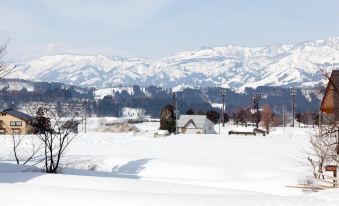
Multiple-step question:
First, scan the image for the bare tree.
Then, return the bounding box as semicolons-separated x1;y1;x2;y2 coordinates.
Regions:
300;112;313;128
316;61;339;158
304;127;335;179
261;104;273;134
29;103;85;173
10;132;43;165
0;40;15;79
234;108;251;126
303;62;339;179
271;115;283;127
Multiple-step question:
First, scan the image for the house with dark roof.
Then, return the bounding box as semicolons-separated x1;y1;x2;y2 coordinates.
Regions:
0;109;36;135
177;115;216;134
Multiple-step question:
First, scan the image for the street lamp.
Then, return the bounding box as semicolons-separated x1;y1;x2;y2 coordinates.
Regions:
253;93;262;128
220;90;226;127
290;89;297;127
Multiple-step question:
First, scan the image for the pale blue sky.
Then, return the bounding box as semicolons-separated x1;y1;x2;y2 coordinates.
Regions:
1;0;338;61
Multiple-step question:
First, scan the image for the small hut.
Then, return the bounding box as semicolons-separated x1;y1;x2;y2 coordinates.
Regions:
61;120;80;133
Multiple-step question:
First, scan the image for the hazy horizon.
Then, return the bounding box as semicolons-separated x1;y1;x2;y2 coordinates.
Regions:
1;0;339;61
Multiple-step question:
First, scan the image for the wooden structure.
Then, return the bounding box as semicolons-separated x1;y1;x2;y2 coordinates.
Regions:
320;70;339;120
0;109;35;135
287;165;338;191
325;165;337;187
228;128;266;136
253;128;266;136
228;131;256;136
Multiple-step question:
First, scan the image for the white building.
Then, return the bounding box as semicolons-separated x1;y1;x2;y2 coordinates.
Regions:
177;115;215;134
122;107;145;118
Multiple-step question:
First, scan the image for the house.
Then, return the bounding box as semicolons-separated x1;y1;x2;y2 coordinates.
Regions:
177;115;215;134
320;70;339;121
0;108;35;135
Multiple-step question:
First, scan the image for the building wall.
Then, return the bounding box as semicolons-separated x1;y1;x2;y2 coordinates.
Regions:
183;128;204;134
0;114;32;135
204;126;215;134
179;117;216;134
180;126;206;134
203;121;216;134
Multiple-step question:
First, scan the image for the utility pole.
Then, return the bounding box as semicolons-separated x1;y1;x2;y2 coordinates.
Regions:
84;101;87;133
173;92;178;134
283;104;285;134
253;93;262;128
220;90;226;127
319;98;322;136
219;116;221;134
290;89;297;127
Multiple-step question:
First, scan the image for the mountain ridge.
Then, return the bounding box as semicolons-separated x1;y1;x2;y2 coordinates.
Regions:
12;37;339;91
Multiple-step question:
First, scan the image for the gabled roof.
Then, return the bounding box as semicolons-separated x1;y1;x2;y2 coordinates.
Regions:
320;70;339;114
1;108;34;122
183;119;197;128
177;115;214;128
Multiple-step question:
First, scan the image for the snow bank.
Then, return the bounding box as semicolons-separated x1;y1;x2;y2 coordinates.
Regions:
0;123;338;205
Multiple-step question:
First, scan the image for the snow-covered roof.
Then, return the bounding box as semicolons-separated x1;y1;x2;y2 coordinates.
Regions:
177;115;214;128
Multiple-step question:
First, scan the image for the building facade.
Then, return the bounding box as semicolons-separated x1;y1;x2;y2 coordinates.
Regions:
177;115;215;134
0;109;35;135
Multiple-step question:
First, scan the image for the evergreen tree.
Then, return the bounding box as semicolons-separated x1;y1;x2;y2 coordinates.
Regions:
206;110;220;124
186;108;194;115
160;104;176;133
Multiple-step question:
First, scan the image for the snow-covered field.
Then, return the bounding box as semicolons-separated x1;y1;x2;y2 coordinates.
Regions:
1;121;339;205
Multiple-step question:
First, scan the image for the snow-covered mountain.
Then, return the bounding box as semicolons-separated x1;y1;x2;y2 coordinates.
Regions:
13;37;339;91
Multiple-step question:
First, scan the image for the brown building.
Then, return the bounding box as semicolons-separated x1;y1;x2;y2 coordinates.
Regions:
320;70;339;122
0;109;36;135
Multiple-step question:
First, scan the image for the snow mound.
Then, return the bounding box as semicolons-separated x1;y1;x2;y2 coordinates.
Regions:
95;123;140;133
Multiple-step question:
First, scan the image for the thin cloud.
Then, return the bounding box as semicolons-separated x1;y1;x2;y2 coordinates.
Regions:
38;0;170;31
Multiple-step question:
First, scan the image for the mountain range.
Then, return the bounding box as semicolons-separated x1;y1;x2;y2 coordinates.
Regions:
12;37;339;91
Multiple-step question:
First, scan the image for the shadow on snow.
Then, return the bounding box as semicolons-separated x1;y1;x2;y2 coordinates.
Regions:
63;158;154;179
0;158;154;183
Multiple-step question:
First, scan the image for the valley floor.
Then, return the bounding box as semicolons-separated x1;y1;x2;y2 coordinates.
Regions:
0;122;338;205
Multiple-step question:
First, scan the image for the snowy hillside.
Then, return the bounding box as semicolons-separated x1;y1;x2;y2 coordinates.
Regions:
0;79;35;92
94;87;135;99
12;37;339;91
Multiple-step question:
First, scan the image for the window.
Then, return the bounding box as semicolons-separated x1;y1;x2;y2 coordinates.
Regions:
10;121;22;126
1;113;6;116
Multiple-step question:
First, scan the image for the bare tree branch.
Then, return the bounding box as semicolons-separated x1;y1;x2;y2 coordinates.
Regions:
31;102;85;173
0;39;15;79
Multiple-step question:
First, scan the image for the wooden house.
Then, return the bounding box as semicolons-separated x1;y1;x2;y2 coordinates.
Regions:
0;109;35;135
